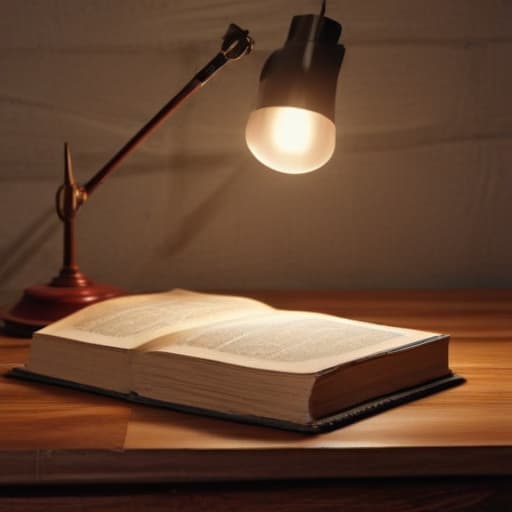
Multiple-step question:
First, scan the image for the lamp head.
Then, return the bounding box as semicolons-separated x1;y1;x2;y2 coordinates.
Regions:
246;14;345;174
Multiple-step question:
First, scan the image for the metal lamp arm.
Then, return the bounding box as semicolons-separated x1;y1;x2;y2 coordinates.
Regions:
66;23;253;209
53;23;253;288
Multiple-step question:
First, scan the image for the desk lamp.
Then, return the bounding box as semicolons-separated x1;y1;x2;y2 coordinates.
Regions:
1;3;344;337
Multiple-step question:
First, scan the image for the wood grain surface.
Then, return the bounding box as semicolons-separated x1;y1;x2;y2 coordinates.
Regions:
0;290;510;489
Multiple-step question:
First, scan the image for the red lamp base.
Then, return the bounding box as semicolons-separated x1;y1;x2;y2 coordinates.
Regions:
1;279;124;338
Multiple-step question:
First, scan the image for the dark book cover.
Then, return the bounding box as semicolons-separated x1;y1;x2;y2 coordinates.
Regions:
9;368;465;434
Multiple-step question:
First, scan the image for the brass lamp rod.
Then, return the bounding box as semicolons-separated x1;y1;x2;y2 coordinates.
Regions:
54;23;253;286
84;78;200;197
84;23;253;199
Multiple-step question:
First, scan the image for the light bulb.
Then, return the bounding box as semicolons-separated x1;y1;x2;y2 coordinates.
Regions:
246;106;336;174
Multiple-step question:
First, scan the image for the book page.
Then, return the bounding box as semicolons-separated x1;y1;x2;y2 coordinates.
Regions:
149;310;442;373
36;289;272;349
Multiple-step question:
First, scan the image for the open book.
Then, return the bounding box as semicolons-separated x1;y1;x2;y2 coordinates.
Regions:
15;290;463;432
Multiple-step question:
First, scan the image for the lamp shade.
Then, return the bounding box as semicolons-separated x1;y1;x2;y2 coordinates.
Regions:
246;14;345;174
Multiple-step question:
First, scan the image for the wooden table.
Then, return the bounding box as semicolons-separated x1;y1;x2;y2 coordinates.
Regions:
1;290;511;511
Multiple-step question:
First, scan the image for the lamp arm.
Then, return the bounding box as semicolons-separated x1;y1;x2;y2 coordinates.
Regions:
81;23;253;201
52;23;253;289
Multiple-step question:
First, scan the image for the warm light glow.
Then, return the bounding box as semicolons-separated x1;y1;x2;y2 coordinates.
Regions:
246;106;336;174
271;107;314;154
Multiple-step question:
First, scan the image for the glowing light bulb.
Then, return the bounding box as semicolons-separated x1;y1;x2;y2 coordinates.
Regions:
271;107;314;154
246;106;336;174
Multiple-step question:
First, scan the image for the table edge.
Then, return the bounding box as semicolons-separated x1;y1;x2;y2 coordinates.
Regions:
2;446;511;484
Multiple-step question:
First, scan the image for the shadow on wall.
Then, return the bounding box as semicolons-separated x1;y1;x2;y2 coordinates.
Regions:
0;206;58;287
0;154;246;287
160;154;246;258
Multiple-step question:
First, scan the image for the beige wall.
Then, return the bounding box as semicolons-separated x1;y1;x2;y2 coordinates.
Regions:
1;0;511;302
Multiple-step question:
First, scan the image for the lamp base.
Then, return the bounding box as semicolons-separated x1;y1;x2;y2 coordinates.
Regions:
1;280;124;338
